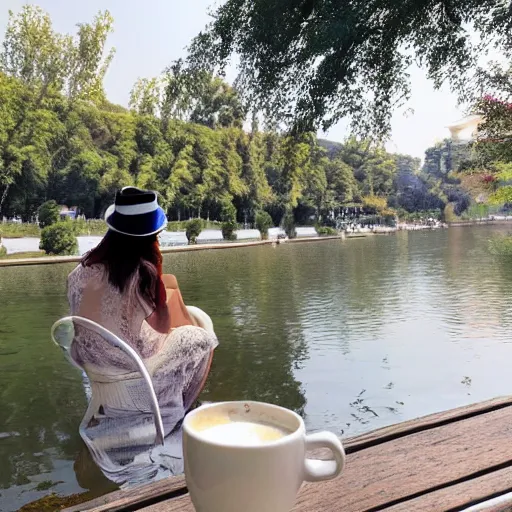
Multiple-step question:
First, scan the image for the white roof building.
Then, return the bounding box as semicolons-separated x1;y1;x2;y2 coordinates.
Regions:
446;115;483;142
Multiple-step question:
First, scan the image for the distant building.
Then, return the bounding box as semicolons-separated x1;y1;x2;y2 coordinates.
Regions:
446;115;483;143
59;205;78;220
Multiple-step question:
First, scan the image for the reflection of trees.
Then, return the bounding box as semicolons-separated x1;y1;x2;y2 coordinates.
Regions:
442;227;510;332
163;238;405;418
164;247;308;416
406;226;512;338
316;236;406;344
0;264;86;490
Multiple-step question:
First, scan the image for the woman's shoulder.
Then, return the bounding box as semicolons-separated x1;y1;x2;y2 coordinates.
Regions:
68;263;105;286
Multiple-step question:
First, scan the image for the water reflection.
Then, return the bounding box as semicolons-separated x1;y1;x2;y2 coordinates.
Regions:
165;246;308;416
0;266;86;509
3;226;512;509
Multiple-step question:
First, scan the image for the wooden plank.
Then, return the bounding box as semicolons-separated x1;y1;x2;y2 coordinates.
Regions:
117;405;512;512
138;495;193;512
291;405;512;511
65;477;186;512
68;397;512;512
343;396;512;454
384;467;512;512
132;482;512;512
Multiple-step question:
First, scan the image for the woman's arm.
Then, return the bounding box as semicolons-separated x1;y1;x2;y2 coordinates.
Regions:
161;274;195;328
145;276;171;333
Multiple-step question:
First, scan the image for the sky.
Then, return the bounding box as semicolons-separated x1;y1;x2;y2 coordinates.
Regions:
0;0;466;159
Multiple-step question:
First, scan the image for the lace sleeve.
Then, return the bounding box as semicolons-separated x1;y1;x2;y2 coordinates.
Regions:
147;325;218;402
67;264;105;315
178;327;218;408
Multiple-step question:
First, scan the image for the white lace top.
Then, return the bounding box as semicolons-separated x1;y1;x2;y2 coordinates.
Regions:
67;264;162;367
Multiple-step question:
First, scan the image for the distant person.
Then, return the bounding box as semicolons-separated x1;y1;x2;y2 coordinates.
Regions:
66;187;218;483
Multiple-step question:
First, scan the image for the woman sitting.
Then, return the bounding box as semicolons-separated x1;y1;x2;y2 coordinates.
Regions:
67;187;218;485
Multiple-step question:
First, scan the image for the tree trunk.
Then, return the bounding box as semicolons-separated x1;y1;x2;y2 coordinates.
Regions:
0;184;10;218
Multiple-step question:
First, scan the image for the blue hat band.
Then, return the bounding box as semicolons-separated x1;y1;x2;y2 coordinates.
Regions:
106;208;167;236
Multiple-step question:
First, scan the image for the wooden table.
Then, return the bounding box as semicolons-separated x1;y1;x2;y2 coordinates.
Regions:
66;397;512;512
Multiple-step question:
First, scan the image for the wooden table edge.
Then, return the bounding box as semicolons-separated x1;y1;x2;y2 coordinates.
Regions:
64;396;512;512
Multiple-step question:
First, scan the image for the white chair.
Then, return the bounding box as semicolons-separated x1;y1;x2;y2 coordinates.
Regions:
51;306;214;451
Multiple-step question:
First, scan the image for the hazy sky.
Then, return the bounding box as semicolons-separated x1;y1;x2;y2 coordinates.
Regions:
0;0;465;159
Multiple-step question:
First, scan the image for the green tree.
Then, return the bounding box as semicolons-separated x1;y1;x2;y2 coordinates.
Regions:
38;199;60;227
65;10;115;103
0;5;115;216
0;4;446;230
324;158;358;206
129;77;162;117
339;137;397;197
162;61;245;129
188;0;507;136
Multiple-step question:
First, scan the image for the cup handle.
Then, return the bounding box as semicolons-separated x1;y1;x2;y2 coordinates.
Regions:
303;432;346;482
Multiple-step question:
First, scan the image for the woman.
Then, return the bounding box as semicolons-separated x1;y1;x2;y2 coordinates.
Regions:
67;187;218;485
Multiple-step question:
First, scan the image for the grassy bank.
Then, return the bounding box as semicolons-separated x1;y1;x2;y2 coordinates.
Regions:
0;222;41;238
0;220;106;238
0;219;227;239
0;250;46;260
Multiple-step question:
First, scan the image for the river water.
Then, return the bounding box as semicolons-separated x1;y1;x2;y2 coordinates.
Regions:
2;225;512;510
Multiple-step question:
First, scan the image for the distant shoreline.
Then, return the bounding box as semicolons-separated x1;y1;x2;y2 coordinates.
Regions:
448;218;512;227
3;219;511;267
0;236;343;268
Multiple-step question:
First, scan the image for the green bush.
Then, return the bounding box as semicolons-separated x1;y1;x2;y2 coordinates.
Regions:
221;220;238;241
316;226;338;236
255;211;273;240
39;223;78;256
0;245;6;258
220;202;238;241
186;218;203;244
38;200;61;228
283;213;297;239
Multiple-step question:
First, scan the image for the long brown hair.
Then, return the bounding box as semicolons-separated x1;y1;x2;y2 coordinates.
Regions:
82;230;166;310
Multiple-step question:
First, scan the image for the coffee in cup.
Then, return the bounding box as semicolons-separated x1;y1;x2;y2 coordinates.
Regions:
198;420;291;445
183;401;346;512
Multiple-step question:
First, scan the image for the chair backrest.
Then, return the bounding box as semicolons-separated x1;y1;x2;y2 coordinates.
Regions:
51;316;165;446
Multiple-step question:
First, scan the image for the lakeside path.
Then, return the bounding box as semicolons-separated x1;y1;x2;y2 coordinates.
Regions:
0;236;343;268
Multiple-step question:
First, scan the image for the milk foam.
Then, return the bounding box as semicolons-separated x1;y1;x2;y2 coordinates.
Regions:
198;421;289;446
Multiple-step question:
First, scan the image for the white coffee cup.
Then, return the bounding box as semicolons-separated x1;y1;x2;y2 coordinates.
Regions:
183;401;346;512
